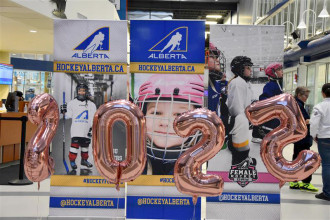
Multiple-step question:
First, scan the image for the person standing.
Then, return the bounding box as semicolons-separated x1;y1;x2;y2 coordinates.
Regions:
310;83;330;201
226;56;256;165
61;83;96;170
289;86;318;192
208;43;228;119
252;62;283;143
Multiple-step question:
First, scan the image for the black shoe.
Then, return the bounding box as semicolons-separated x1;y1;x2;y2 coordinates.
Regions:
70;161;77;170
315;192;330;201
81;159;93;168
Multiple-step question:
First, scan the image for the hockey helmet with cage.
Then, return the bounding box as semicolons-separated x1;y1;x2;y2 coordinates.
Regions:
265;62;283;79
136;74;204;163
137;74;203;110
76;83;89;101
208;43;224;81
230;56;253;81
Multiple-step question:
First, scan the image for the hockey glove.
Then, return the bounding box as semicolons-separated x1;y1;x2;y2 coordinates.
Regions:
60;103;67;114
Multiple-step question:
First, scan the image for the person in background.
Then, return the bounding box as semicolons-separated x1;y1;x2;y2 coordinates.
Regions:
310;83;330;201
252;62;283;143
5;91;24;112
289;86;318;192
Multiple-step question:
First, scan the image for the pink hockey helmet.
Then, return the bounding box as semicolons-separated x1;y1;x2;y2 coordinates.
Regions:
137;74;204;109
265;62;283;78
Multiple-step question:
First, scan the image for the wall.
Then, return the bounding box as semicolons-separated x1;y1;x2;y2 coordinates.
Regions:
238;0;254;24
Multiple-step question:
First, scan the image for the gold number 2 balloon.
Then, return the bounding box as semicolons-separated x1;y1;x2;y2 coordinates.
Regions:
245;93;321;187
25;93;59;188
173;108;225;205
93;100;147;189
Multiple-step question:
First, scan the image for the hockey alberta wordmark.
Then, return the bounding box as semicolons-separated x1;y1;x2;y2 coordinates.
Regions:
228;157;258;187
53;61;127;74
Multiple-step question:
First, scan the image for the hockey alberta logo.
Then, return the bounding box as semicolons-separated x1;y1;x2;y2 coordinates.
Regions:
72;27;110;59
75;110;88;123
228;157;258;187
148;27;188;60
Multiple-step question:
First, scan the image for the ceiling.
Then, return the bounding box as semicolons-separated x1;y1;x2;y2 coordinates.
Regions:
0;0;239;56
0;0;54;54
127;0;237;20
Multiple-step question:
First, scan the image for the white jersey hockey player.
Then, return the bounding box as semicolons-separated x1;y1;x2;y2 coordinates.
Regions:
226;56;256;165
61;83;97;170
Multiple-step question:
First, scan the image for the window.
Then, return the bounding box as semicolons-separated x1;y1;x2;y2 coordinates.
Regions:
286;72;293;92
328;63;330;83
306;64;315;107
316;64;326;103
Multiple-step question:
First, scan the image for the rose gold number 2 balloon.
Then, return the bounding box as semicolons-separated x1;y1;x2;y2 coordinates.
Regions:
173;108;225;205
245;93;321;187
25;93;59;188
93;100;147;189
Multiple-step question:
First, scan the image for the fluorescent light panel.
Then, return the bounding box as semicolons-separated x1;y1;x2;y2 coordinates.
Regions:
206;15;222;19
206;21;217;25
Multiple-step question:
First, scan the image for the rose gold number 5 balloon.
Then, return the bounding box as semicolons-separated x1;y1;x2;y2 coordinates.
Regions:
93;100;147;189
174;108;225;205
245;93;321;187
25;93;59;188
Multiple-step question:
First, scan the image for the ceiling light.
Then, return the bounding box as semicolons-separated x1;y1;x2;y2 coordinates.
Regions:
318;8;330;18
297;21;307;29
30;30;37;33
206;21;217;25
206;15;222;19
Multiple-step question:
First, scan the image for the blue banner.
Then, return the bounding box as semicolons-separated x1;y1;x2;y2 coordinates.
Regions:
126;196;201;219
50;197;125;209
207;192;280;204
130;20;205;64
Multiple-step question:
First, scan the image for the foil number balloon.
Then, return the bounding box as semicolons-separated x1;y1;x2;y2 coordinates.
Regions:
173;108;225;205
93;100;147;189
245;93;321;187
25;94;59;187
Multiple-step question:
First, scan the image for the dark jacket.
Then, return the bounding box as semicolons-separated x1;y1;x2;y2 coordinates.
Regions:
295;97;313;147
259;80;282;101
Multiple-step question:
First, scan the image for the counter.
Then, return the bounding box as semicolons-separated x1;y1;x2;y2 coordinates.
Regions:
0;112;37;164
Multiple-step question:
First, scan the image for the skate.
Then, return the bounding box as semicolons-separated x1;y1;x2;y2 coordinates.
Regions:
70;161;77;170
81;159;93;168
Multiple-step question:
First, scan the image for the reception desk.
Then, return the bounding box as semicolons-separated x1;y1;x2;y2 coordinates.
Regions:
0;112;37;164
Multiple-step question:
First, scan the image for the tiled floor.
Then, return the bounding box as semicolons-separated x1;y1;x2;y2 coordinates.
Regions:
1;143;329;219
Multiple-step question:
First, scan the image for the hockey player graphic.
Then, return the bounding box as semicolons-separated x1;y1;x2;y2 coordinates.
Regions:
136;74;203;175
207;43;228;118
252;62;283;143
161;32;182;53
61;83;97;170
227;56;256;166
84;31;105;54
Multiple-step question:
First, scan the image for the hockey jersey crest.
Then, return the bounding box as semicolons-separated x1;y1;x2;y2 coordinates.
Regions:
66;99;97;138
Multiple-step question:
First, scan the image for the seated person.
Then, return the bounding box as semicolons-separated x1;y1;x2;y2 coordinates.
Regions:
5;91;23;112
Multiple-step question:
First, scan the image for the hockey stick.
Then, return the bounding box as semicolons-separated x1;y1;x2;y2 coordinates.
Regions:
62;92;69;173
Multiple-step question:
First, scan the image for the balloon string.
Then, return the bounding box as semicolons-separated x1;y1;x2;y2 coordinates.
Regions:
37;193;40;220
117;189;120;210
192;203;196;220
